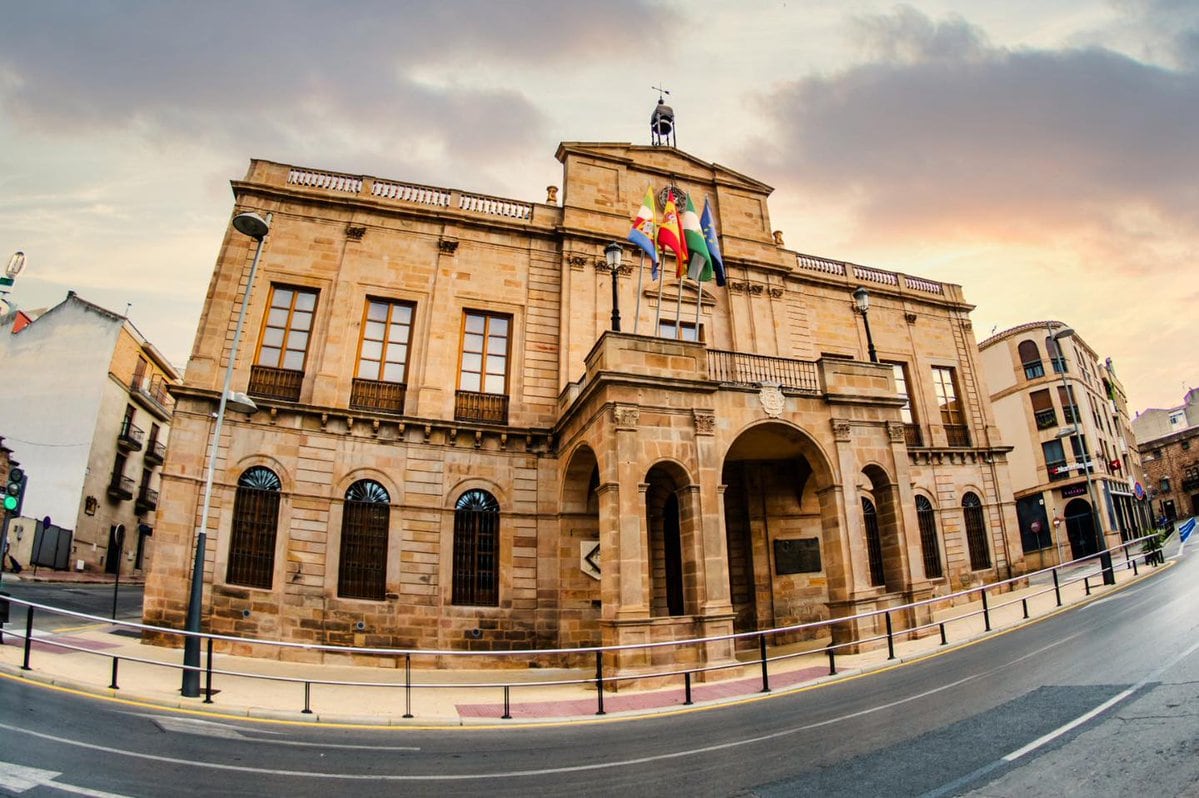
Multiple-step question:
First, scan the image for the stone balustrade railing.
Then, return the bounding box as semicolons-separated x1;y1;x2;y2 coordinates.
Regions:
795;252;945;296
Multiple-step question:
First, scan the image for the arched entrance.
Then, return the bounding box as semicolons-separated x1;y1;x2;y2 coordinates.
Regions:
721;422;838;636
1064;498;1099;559
557;445;601;649
645;463;688;617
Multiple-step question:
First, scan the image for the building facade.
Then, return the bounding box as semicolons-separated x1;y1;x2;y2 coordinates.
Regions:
144;143;1025;670
1134;388;1199;522
979;322;1145;568
0;292;180;575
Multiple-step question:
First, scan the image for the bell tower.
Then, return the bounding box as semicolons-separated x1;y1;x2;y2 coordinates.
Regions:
650;86;675;147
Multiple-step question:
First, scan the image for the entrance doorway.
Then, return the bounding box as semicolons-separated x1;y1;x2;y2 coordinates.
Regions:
1064;498;1098;559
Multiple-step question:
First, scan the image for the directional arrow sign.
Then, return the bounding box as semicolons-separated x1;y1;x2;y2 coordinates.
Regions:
581;541;600;580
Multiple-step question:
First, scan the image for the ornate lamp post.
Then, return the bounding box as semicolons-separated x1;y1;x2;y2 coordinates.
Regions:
605;242;623;332
853;286;879;363
181;211;269;697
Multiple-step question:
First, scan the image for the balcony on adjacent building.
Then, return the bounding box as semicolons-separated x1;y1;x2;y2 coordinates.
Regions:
144;438;166;466
248;365;303;402
1034;408;1058;430
107;474;135;501
350;378;407;415
117;421;145;452
135;486;159;513
454;390;509;424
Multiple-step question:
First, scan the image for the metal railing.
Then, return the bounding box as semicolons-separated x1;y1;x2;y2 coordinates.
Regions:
0;535;1163;720
454;390;509;424
707;350;820;393
248;365;304;402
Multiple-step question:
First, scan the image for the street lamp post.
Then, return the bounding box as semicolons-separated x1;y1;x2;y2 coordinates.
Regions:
605;242;623;332
853;286;878;363
1050;325;1114;584
181;211;270;697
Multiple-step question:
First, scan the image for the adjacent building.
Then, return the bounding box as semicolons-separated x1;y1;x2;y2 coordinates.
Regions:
144;139;1025;671
979;322;1145;568
0;292;180;575
1134;388;1199;522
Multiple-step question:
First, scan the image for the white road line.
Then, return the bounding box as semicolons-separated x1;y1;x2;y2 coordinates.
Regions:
144;715;421;750
920;638;1199;798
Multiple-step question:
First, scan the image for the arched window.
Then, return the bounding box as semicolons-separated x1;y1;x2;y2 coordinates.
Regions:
916;496;943;579
861;497;885;587
1045;335;1067;373
962;492;991;570
1017;340;1044;380
452;489;500;606
338;479;390;600
226;466;281;589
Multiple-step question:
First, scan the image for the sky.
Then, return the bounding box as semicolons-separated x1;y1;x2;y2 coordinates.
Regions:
0;1;1195;414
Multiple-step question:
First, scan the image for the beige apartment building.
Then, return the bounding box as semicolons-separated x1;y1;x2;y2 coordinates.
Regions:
0;292;180;575
979;322;1146;569
144;139;1026;671
1134;388;1199;522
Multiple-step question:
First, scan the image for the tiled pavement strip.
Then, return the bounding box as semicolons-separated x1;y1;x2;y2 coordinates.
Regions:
0;548;1174;726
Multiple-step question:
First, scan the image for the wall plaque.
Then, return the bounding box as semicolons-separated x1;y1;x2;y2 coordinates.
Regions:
774;538;822;575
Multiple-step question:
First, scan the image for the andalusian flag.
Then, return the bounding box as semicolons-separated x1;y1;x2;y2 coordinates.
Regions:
683;194;712;281
627;188;659;277
657;191;687;271
700;198;726;286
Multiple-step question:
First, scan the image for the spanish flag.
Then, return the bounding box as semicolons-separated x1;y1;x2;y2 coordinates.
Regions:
657;190;688;276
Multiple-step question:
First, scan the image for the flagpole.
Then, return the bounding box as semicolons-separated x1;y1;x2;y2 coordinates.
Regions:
674;267;684;338
633;251;645;335
654;248;665;335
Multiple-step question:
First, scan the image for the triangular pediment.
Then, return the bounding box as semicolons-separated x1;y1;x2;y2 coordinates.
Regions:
555;142;773;195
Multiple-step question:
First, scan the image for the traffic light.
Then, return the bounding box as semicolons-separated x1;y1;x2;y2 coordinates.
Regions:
4;466;26;514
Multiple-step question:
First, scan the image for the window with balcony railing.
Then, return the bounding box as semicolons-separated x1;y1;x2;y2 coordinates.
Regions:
457;311;510;424
944;424;972;447
351;298;413;414
904;423;924;447
250;285;316;402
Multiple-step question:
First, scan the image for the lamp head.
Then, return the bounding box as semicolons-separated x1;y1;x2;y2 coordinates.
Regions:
232;212;271;240
225;390;258;414
1052;327;1075;341
853;285;870;313
604;242;623;271
5;251;25;279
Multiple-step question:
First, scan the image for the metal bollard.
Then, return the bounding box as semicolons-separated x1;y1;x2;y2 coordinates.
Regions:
884;612;896;660
981;589;991;632
403;653;413;719
827;646;837;676
502;685;511;719
1052;568;1062;606
21;606;34;671
110;658;120;690
595;651;606;715
759;633;771;693
1084;577;1091;596
1022;598;1029;620
303;682;313;714
939;622;947;646
684;671;693;705
203;637;214;704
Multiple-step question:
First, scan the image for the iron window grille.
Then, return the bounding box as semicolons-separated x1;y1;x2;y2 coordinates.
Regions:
862;497;885;587
963;492;992;571
338;480;390;601
226;466;282;589
916;496;943;579
452;489;500;606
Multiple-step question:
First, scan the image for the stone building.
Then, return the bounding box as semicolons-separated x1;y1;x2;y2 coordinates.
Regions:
1135;388;1199;522
979;322;1145;569
143;140;1024;670
0;292;180;575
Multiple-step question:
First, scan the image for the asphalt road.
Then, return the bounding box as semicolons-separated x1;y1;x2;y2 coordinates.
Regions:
0;580;144;633
1;553;1196;797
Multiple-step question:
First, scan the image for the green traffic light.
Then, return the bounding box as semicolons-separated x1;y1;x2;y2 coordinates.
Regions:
2;494;16;512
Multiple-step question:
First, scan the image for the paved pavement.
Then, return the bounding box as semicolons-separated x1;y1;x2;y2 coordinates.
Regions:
0;540;1179;727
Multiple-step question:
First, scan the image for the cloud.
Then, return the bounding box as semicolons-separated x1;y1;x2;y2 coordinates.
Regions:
0;1;668;173
750;5;1199;246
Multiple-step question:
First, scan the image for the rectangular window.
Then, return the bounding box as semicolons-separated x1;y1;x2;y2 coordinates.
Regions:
351;298;414;414
456;311;511;423
1042;439;1068;481
1030;389;1057;430
933;366;969;446
1069;434;1093;472
249;285;318;401
889;363;915;424
1057;385;1079;425
659;320;702;341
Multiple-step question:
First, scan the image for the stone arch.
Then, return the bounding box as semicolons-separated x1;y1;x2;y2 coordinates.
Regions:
860;463;907;592
719;420;841;637
644;459;693;618
556;443;602;647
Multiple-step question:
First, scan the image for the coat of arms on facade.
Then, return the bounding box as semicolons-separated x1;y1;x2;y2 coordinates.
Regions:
759;382;785;418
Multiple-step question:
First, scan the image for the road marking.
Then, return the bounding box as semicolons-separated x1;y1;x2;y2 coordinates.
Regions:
920;637;1199;798
0;760;131;797
146;715;420;750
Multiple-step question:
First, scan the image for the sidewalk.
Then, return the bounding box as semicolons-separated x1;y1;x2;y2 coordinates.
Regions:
0;547;1175;727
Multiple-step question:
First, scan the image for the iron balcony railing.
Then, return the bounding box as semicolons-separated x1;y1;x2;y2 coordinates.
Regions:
904;424;924;448
117;421;144;452
248;365;304;402
944;424;972;447
1034;408;1058;430
454;390;509;424
107;474;135;501
144;439;167;465
707;350;820;393
136;486;159;512
350;378;407;415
